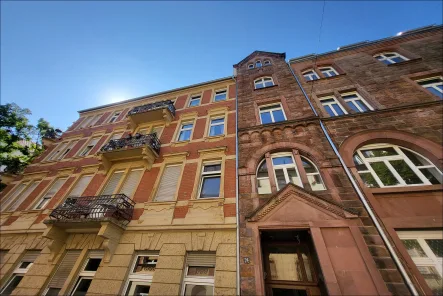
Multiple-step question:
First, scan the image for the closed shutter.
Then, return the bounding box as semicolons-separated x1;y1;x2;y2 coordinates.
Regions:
154;165;182;202
69;175;93;198
9;181;40;211
186;252;216;267
21;251;40;263
44;179;67;199
3;183;27;208
119;169;143;198
101;171;124;195
47;250;81;289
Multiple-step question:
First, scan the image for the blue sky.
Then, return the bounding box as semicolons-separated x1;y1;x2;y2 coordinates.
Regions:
1;1;442;130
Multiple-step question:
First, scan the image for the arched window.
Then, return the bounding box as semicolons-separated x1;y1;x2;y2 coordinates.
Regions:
319;66;339;77
248;63;254;69
302;69;320;81
256;60;262;68
256;153;326;194
264;60;271;66
374;52;409;65
353;144;442;188
254;77;274;89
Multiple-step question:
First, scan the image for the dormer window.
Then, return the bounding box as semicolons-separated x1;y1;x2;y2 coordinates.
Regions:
248;64;254;69
302;70;320;81
374;52;409;65
255;60;262;68
319;66;339;77
264;60;271;66
254;77;274;89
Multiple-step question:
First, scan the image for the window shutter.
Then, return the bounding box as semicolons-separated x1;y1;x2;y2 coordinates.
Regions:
101;171;124;195
89;138;99;148
50;142;67;160
119;169;143;198
88;250;104;258
3;183;27;207
186;252;216;267
9;181;40;211
21;251;40;263
47;250;81;289
154;165;182;202
44;179;67;198
69;176;93;198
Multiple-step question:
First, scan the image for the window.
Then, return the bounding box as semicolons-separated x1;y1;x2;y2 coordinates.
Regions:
213;90;227;102
182;252;215;296
3;180;40;211
354;144;443;188
35;178;67;209
123;253;159;296
44;250;81;296
256;153;325;193
256;60;262;68
319;67;338;77
89;114;102;126
70;251;102;296
248;64;254;69
47;142;69;161
341;92;373;113
189;95;201;107
319;96;347;117
151;126;164;138
208;117;225;137
79;137;100;157
108;111;121;123
302;70;320;81
416;76;443;99
199;163;222;198
101;168;144;198
58;140;77;160
0;251;39;296
264;60;271;66
254;77;274;89
111;132;123;141
177;122;194;142
398;231;442;295
374;52;409;65
259;104;286;124
78;116;93;129
154;165;182;202
67;175;93;198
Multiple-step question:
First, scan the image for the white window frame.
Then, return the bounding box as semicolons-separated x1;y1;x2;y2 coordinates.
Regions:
213;89;227;102
259;103;287;124
3;180;40;211
69;253;103;296
302;69;320;81
341;92;374;112
123;253;159;296
355;144;443;188
374;52;409;65
198;161;222;199
397;230;442;280
0;256;35;295
271;153;303;190
78;116;94;129
254;77;274;89
416;76;443;97
255;60;262;68
301;156;326;191
208;117;225;137
319;96;348;116
264;60;271;66
189;95;201;107
319;66;339;77
34;178;67;210
177;122;194;142
256;159;271;195
181;263;215;296
78;137;100;157
108;111;122;124
248;63;254;69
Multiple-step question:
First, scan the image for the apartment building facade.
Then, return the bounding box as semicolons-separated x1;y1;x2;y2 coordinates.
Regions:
0;78;237;296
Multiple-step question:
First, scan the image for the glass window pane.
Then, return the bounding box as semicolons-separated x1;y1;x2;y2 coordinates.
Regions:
260;105;280;111
400;148;430;166
187;266;215;276
419;168;442;185
189;100;199;107
308;174;326;191
287;168;300;186
72;278;92;296
46;288;61;296
302;160;317;174
184;284;213;296
211;118;224;124
427;87;443;98
257;178;271;194
272;156;294;165
179;130;191;141
203;164;221;172
332;104;345;115
272;110;285;122
324;105;335;117
214;93;226;102
2;275;23;296
182;123;193;129
390;160;423;185
370;162;400;186
361;147;398;158
416;266;443;296
401;239;427;257
425;239;443;257
200;176;221;198
260;112;273;124
133;256;157;273
359;173;380;188
255;82;264;89
355;100;369;112
274;169;287;190
346;101;360;112
257;161;268;178
84;258;102;271
264;80;274;87
209;125;224;136
392;57;405;63
353;154;368;171
382;59;392;65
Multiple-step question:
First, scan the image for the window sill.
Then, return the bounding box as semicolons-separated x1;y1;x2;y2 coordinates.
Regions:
254;85;278;91
371;184;442;195
170;140;191;147
204;135;226;142
306;73;346;82
387;58;422;67
190;197;224;204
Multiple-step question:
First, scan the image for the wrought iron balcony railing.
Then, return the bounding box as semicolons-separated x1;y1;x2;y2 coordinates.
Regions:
128;100;176;117
100;133;161;155
48;194;135;225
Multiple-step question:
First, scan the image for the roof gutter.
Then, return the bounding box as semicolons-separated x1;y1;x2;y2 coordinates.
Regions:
286;61;420;296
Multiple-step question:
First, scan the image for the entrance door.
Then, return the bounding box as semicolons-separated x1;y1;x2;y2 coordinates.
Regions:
262;231;325;296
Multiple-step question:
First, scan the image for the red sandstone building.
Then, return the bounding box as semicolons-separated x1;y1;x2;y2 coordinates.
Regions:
236;25;442;296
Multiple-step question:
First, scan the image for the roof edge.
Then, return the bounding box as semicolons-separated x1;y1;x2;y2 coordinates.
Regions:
78;76;234;113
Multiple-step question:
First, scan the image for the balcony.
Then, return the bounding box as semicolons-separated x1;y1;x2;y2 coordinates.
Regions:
98;133;160;171
127;100;175;127
47;194;135;227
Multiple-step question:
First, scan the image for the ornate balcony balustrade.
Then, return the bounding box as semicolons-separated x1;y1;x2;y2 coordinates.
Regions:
127;100;175;127
98;133;160;171
48;194;135;226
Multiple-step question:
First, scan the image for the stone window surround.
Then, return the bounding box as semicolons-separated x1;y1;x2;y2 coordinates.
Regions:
171;113;198;145
203;107;229;141
253;96;291;126
368;46;421;66
122;252;159;295
298;62;346;80
187;93;203;108
402;70;443;102
247;58;273;70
